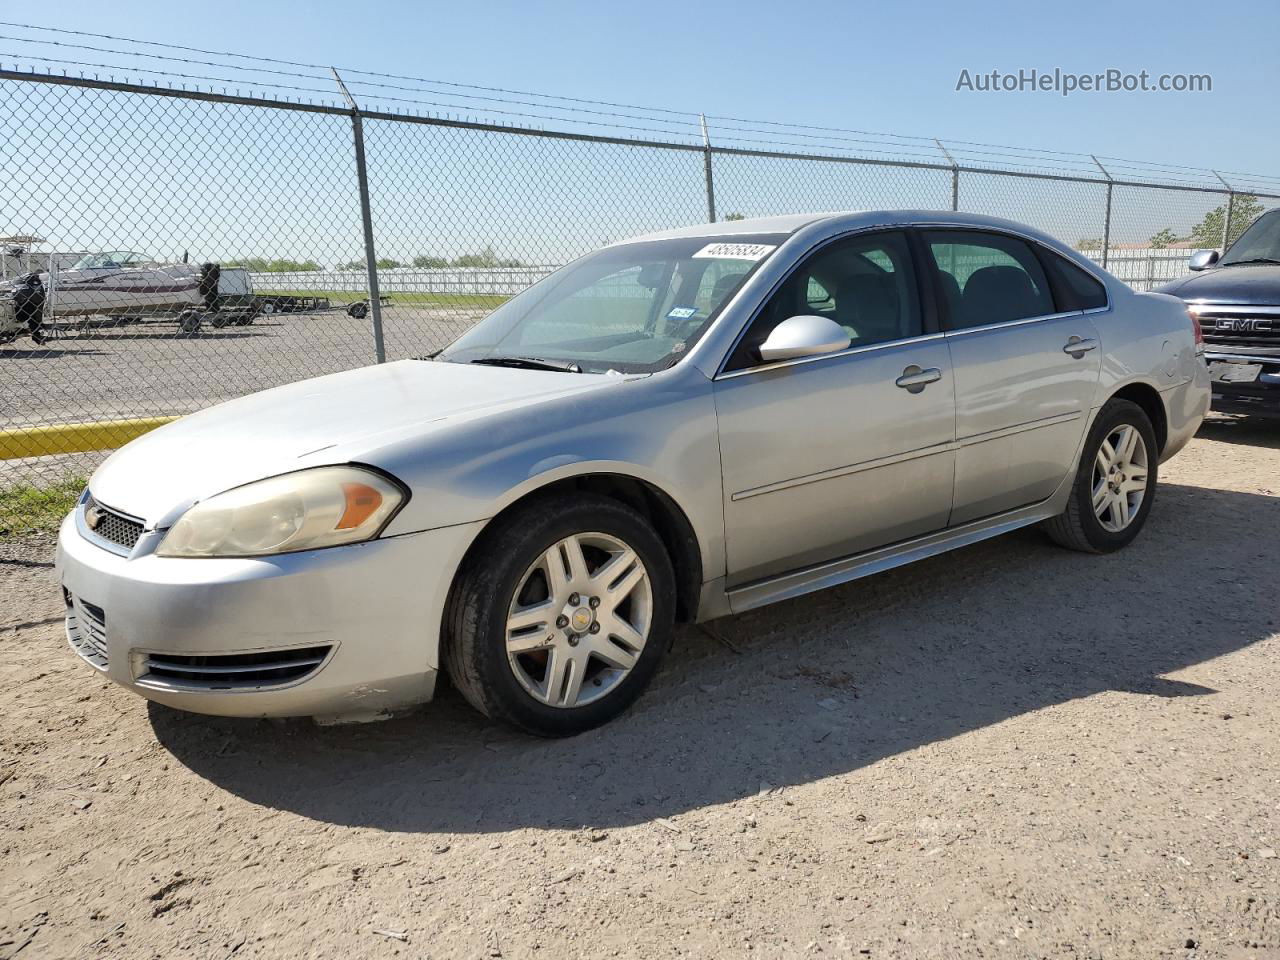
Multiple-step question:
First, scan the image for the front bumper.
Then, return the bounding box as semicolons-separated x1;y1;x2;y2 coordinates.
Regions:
1206;352;1280;417
55;511;485;720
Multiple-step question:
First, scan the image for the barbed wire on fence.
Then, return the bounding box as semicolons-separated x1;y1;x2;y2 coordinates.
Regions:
2;21;1279;192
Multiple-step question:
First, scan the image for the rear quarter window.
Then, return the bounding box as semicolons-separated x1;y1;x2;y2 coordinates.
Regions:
1043;251;1109;311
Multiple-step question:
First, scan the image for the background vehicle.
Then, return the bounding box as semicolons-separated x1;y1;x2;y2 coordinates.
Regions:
0;257;258;339
1157;209;1280;416
56;212;1209;736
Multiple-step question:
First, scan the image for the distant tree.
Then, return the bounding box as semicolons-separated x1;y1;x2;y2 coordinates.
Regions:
233;257;321;272
1149;228;1180;249
451;246;525;268
1187;195;1264;249
338;260;364;271
724;212;746;221
1075;238;1104;251
375;258;402;270
412;255;449;268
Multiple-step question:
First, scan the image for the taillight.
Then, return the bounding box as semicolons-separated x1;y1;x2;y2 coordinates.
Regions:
1188;308;1205;351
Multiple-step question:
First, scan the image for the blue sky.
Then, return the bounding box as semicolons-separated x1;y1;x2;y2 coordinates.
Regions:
28;0;1279;177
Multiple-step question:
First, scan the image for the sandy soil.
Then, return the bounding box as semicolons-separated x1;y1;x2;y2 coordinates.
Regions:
2;416;1279;960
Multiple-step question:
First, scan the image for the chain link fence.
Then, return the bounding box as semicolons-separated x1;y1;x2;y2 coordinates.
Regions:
2;68;1278;534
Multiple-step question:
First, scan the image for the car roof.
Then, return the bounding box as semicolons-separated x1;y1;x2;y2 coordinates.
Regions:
617;210;1069;247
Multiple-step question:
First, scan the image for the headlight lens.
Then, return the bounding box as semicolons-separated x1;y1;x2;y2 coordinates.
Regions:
156;466;405;558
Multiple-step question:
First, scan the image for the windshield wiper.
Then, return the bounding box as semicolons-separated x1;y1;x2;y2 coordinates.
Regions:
1221;257;1280;266
470;355;582;373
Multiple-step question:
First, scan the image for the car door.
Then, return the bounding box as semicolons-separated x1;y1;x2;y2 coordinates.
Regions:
713;230;956;587
921;229;1103;525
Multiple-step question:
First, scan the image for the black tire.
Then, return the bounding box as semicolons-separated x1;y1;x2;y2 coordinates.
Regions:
348;301;368;320
1044;398;1158;553
442;494;676;737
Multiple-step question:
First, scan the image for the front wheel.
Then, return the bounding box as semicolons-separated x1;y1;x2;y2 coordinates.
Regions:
443;494;675;737
1044;398;1158;553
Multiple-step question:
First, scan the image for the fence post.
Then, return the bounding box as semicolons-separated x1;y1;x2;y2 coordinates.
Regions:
699;114;716;223
935;139;959;210
1212;171;1235;251
332;67;386;364
1091;156;1113;270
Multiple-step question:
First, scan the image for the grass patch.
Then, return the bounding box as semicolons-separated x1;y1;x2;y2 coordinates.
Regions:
256;290;510;310
0;475;85;539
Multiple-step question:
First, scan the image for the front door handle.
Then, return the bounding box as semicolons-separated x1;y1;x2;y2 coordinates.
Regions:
895;365;942;393
1063;336;1099;358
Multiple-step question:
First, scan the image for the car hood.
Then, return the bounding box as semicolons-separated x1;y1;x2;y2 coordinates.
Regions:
1157;264;1280;304
90;359;629;524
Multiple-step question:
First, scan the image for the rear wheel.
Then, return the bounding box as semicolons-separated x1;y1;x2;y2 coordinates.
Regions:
1044;398;1158;553
443;494;675;737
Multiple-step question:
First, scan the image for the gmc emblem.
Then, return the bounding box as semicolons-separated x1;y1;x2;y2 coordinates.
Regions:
1206;317;1272;333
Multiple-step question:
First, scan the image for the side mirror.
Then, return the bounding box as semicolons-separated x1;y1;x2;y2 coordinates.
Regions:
1188;249;1219;271
758;315;851;363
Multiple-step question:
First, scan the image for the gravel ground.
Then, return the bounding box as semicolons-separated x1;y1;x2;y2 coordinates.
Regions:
2;416;1279;960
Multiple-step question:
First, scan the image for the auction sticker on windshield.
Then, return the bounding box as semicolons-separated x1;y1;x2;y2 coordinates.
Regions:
691;242;777;260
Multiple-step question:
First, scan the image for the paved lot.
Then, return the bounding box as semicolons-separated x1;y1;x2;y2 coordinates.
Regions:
1;417;1279;959
0;305;485;481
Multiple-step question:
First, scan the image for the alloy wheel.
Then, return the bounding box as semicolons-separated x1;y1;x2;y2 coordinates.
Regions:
505;532;652;708
1091;423;1149;533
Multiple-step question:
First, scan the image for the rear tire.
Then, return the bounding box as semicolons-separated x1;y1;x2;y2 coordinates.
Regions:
1044;398;1158;553
442;494;675;737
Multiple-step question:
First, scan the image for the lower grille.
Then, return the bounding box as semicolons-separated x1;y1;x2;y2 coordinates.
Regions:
138;645;333;691
66;594;108;670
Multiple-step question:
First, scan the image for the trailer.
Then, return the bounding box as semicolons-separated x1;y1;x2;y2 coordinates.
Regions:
255;293;392;320
255;294;332;316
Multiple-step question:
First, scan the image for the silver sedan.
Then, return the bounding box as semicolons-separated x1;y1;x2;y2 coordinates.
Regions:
56;211;1210;735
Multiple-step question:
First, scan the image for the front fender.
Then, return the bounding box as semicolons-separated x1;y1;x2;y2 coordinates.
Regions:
374;366;727;583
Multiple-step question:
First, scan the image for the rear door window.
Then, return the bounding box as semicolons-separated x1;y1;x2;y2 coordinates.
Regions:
924;231;1056;329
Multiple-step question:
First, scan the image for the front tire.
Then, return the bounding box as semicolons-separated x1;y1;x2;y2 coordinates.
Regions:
1044;398;1158;553
443;494;675;737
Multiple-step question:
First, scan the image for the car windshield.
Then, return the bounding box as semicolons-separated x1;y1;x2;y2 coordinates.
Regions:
71;251;149;270
1221;210;1280;266
438;234;786;373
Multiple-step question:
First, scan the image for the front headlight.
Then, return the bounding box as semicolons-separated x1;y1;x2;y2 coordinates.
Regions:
156;466;406;558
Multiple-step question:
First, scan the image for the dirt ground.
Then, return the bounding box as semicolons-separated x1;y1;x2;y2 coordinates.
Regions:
2;416;1279;960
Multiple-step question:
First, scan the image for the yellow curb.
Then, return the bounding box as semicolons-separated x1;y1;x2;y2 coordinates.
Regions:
0;416;178;459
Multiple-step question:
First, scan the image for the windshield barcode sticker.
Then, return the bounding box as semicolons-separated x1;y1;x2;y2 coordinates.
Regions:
691;242;777;261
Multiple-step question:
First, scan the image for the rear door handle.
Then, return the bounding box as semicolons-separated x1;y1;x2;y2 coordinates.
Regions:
895;365;942;393
1063;336;1098;357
